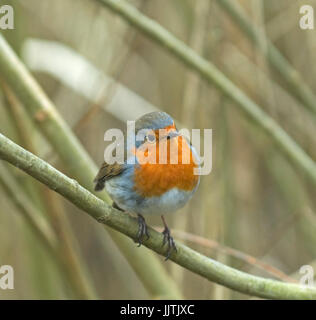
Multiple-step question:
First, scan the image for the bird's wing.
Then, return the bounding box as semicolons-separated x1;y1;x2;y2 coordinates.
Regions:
94;162;125;191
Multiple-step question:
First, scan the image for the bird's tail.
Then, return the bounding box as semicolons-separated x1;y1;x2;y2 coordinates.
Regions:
94;178;105;191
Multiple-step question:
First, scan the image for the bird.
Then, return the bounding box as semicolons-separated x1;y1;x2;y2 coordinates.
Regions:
94;111;200;260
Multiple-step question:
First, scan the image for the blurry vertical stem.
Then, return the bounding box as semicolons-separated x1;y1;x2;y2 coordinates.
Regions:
250;0;277;116
0;33;182;299
217;0;316;116
1;82;98;299
1;83;62;298
95;0;316;186
181;0;209;127
215;99;236;299
172;0;210;287
1;82;47;211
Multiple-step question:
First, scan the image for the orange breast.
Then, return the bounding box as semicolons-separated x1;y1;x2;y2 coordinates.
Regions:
133;136;199;197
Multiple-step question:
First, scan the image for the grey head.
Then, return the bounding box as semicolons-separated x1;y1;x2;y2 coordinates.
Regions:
133;112;175;148
135;111;174;133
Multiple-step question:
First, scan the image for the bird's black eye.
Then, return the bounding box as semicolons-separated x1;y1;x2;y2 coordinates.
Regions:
146;134;156;143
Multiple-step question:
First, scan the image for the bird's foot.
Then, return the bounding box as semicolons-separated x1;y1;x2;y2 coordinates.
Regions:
136;214;150;247
162;226;177;261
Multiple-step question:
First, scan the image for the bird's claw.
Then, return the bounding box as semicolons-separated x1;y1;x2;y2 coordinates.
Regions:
162;227;177;260
136;214;150;246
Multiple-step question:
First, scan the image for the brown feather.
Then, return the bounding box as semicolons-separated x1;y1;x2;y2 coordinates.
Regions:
94;162;125;191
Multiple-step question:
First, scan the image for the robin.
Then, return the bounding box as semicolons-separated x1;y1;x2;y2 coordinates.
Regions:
94;111;200;259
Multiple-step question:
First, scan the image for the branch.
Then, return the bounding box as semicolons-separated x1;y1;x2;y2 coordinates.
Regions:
0;34;181;299
0;133;315;299
95;0;316;186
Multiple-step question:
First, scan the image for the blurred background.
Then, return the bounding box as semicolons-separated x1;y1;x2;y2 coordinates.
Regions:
0;0;316;299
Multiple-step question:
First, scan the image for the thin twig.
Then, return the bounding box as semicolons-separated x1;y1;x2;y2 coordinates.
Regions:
168;228;297;283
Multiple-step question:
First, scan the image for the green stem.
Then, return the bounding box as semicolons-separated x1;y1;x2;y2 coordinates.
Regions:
0;133;315;299
94;0;316;185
